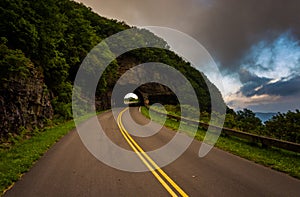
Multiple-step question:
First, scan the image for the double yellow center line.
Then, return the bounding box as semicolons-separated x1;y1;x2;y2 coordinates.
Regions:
117;108;188;197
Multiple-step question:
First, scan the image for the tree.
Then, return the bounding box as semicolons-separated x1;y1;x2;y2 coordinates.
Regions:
235;108;263;132
265;110;300;143
0;0;227;137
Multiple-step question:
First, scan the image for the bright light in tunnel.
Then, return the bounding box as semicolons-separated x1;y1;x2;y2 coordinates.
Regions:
124;93;139;104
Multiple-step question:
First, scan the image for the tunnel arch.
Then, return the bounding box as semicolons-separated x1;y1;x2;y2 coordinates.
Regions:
132;89;144;106
133;82;179;106
110;83;180;108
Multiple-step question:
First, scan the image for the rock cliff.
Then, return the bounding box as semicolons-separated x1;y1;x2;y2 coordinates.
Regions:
0;44;53;139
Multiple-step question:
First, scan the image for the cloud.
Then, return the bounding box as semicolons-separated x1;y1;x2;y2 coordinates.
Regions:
76;0;300;76
246;96;300;112
220;73;241;96
76;0;300;71
227;75;300;111
225;92;281;110
226;91;300;112
75;0;300;112
241;31;300;79
227;31;300;111
189;0;300;71
255;75;300;97
237;32;300;97
238;69;271;97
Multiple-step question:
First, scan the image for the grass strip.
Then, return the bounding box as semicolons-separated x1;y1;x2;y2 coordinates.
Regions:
141;106;300;179
0;112;103;195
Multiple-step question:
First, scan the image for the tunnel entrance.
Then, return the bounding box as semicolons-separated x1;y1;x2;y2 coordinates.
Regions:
124;92;142;107
134;83;179;106
111;83;178;108
124;93;138;104
132;90;145;106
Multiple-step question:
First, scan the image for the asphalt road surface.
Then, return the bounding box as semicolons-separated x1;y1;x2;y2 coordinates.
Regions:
4;107;300;196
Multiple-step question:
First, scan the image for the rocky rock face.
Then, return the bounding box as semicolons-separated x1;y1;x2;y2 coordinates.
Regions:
0;68;53;139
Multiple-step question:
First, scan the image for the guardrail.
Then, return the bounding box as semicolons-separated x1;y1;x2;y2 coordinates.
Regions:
146;106;300;153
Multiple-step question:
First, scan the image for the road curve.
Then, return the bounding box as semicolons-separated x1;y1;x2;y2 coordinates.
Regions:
5;107;300;196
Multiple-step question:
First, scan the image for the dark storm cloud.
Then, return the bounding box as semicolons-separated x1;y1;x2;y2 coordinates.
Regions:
76;0;300;111
238;69;270;85
77;0;300;71
193;0;300;71
236;31;300;98
238;69;270;97
237;72;300;98
255;76;300;97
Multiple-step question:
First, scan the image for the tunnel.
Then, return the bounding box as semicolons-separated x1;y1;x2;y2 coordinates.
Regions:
133;82;179;106
111;83;179;108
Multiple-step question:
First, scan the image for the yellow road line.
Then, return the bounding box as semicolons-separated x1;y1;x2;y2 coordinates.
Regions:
117;113;178;196
117;108;189;197
118;109;188;196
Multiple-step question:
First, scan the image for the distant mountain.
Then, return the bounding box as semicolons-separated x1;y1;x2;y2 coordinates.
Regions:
255;112;277;123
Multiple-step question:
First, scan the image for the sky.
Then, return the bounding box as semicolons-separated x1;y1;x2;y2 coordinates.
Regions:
75;0;300;112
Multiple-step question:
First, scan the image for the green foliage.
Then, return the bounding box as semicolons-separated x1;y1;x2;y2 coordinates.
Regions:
0;41;32;81
0;41;53;139
235;108;263;132
0;120;75;194
154;105;300;144
0;0;225;121
0;0;227;150
265;110;300;143
117;47;225;112
0;111;102;194
224;108;300;143
224;113;237;128
141;106;300;179
0;0;126;120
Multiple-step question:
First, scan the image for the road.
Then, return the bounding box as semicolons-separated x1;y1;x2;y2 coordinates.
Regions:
4;107;300;196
